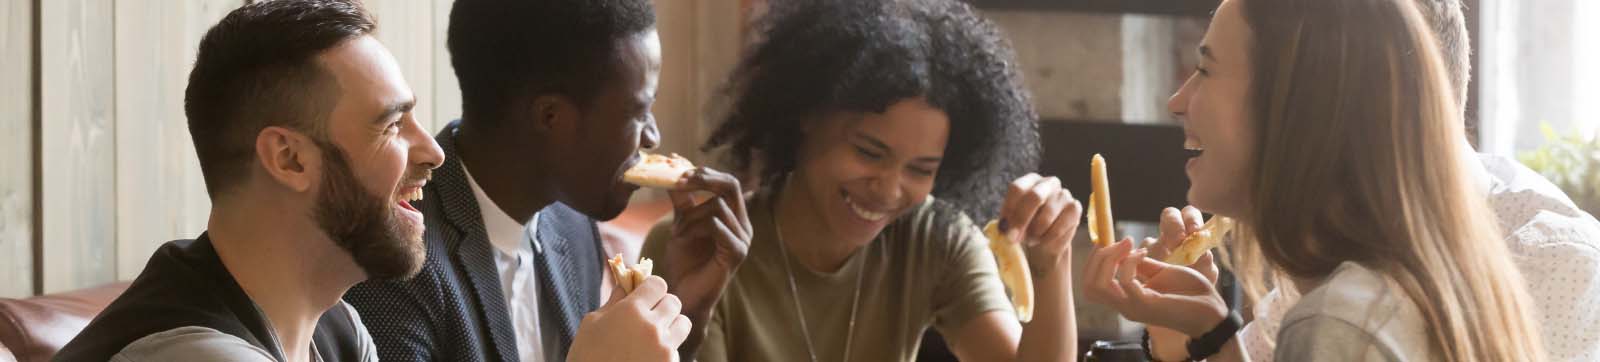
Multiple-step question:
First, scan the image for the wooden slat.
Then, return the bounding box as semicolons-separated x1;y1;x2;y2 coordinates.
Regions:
40;0;117;293
653;0;695;160
967;0;1220;16
432;0;461;133
650;0;743;162
112;0;237;280
986;11;1125;121
368;1;438;132
0;0;37;297
690;1;743;160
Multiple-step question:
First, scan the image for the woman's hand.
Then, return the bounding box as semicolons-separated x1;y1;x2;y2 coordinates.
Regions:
999;173;1083;276
1083;239;1229;337
1142;206;1221;360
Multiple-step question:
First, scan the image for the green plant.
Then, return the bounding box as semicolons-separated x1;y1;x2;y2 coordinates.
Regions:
1517;123;1600;215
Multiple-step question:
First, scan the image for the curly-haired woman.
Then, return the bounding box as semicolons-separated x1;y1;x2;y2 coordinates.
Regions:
642;0;1079;361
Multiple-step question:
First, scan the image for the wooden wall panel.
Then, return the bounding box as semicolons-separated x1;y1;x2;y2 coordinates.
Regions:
0;0;37;297
431;0;462;133
40;0;117;293
985;10;1124;121
7;0;749;295
653;0;696;161
112;0;238;280
368;1;440;132
651;0;744;163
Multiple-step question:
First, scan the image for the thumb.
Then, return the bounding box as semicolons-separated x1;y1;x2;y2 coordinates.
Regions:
1195;250;1219;284
603;274;627;307
1134;254;1178;279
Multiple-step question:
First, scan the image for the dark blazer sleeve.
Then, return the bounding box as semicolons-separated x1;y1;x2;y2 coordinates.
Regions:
345;278;438;361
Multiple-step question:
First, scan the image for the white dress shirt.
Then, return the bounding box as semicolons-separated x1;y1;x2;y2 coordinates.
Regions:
1239;154;1600;361
464;166;547;362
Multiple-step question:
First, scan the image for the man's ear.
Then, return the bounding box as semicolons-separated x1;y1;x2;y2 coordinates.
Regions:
255;126;320;193
528;94;581;135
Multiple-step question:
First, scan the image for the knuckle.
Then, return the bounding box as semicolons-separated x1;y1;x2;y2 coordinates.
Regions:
1008;182;1028;195
645;325;665;342
1028;187;1051;202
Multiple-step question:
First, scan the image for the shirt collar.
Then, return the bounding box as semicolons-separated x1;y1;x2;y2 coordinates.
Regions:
462;163;540;256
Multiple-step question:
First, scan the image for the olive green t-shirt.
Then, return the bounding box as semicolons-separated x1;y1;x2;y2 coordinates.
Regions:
641;194;1012;362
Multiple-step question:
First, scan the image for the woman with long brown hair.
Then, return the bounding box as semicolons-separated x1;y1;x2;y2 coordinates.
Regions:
1082;0;1546;360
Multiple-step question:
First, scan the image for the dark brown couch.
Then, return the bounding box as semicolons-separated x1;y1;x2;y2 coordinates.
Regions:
0;282;130;362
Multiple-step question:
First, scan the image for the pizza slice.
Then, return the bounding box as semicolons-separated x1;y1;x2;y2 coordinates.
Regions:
623;152;695;189
1162;216;1234;266
607;254;655;294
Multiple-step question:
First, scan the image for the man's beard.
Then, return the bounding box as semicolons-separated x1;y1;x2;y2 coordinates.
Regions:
313;143;428;280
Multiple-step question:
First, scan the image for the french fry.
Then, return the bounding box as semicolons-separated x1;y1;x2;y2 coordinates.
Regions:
1162;216;1235;266
1088;154;1116;247
985;220;1035;322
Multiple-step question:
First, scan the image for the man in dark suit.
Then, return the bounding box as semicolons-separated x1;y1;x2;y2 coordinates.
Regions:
344;0;752;361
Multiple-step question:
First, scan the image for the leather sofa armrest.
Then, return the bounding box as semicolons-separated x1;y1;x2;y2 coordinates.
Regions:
0;282;130;362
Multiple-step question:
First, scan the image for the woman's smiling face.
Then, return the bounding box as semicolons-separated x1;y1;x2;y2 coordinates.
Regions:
791;97;950;245
1168;0;1258;218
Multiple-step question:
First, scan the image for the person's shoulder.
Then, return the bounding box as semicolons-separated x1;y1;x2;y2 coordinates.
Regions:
880;196;988;261
1283;262;1422;336
893;196;981;241
1274;315;1408;362
1480;154;1600;244
336;302;381;361
111;326;275;362
543;201;599;227
1502;207;1600;256
1280;262;1431;361
1286;263;1389;315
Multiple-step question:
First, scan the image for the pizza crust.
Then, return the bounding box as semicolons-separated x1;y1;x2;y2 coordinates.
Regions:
608;254;655;294
623;152;695;189
1162;216;1234;266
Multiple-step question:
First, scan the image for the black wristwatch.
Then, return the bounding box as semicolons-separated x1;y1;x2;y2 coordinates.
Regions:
1185;310;1243;361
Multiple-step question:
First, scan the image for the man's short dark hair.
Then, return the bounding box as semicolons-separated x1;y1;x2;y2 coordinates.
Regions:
1415;0;1469;101
185;0;375;198
447;0;655;125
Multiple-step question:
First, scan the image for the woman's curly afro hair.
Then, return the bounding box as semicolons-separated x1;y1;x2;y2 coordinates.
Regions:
703;0;1041;221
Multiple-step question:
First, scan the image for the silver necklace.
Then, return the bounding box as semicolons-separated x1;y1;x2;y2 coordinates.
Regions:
772;200;869;362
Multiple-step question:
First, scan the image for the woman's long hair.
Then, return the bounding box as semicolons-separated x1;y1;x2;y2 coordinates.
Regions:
1233;0;1544;360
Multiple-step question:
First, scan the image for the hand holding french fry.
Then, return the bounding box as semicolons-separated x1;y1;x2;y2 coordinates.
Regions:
1080;155;1228;339
988;172;1083;322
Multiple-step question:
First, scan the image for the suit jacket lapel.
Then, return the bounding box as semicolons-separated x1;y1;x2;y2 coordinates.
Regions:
534;212;580;352
433;124;521;362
